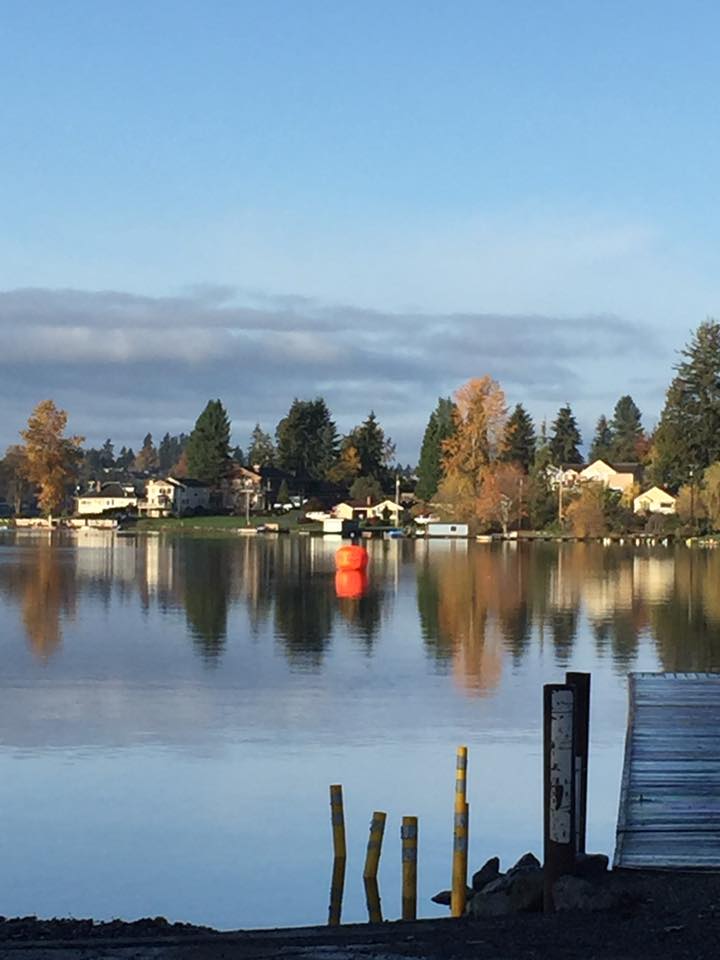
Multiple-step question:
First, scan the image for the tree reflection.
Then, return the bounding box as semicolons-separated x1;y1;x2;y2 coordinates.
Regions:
180;540;232;663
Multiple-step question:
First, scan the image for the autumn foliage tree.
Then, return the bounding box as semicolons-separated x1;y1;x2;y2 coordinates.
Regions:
20;400;84;516
565;483;607;537
476;462;526;535
438;376;507;520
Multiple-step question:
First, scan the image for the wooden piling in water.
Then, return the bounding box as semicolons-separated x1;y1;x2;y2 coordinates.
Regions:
543;684;576;912
401;816;418;920
363;811;386;923
451;746;468;917
566;671;591;855
328;785;346;926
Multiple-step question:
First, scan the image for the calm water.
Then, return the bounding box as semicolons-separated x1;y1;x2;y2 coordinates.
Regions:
1;531;719;929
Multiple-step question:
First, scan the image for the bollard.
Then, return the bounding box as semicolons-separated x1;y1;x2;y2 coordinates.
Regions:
451;746;469;918
543;684;576;912
401;816;418;920
566;672;591;855
363;811;386;923
328;785;347;926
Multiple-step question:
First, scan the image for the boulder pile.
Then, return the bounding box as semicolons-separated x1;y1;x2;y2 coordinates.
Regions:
432;851;619;916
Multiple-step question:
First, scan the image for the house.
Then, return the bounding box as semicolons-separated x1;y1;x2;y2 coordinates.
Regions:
333;499;403;523
579;459;643;494
221;466;265;514
139;477;210;517
76;483;138;516
427;522;469;538
633;486;677;515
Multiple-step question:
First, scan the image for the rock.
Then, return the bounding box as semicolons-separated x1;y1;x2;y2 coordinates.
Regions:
507;852;541;875
472;856;501;891
574;852;610;881
467;864;543;915
553;875;619;912
431;887;472;906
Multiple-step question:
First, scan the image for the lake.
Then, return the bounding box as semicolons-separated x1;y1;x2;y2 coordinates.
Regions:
0;531;718;930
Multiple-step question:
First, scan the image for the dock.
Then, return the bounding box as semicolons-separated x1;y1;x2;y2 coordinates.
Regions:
615;672;720;870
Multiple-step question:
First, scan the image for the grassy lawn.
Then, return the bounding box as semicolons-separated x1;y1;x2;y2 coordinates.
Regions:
133;509;321;534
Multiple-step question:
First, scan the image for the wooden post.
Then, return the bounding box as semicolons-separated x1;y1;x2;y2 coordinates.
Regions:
543;684;576;912
451;746;468;918
566;671;591;855
363;811;386;923
401;816;418;920
328;785;346;925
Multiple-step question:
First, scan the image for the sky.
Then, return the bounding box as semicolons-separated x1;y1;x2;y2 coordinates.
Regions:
2;0;720;461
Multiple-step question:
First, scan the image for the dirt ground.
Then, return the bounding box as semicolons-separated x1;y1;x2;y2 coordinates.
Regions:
1;872;719;960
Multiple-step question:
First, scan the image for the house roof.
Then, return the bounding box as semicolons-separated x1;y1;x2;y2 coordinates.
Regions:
634;486;676;502
166;476;208;488
80;483;135;499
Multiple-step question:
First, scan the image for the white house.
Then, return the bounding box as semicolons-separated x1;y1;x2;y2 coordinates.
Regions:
633;486;677;515
76;483;138;516
140;477;210;517
333;499;402;522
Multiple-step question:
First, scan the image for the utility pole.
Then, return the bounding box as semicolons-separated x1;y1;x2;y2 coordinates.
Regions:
395;472;400;525
558;472;564;525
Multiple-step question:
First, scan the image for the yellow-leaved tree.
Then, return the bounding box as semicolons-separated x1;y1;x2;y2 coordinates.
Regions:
20;400;84;516
437;376;507;520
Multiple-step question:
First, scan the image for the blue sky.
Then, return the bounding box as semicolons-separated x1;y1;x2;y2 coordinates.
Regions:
2;0;719;459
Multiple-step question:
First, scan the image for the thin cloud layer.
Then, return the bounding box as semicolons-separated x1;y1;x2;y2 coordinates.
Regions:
0;286;657;457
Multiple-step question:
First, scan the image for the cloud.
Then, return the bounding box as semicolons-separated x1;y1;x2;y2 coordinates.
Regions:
0;286;661;457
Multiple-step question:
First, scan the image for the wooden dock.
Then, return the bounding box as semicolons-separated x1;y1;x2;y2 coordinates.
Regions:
615;672;720;870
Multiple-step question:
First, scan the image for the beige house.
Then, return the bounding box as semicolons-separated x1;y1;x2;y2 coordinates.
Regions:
77;483;138;516
221;466;264;514
140;477;210;517
578;459;641;494
633;486;677;515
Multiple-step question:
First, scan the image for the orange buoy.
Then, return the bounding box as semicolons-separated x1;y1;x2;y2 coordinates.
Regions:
335;544;369;572
335;569;369;599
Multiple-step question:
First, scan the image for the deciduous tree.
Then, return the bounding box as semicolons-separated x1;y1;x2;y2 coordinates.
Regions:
565;483;606;537
20;400;84;516
476;462;526;535
133;433;159;473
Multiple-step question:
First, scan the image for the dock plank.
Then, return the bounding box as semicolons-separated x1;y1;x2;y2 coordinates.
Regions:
614;672;720;870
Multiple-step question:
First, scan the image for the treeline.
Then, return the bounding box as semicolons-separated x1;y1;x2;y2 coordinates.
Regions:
412;318;720;535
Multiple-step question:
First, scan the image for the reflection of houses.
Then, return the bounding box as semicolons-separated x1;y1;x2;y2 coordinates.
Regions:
76;483;138;516
633;486;676;515
139;477;210;517
334;499;402;522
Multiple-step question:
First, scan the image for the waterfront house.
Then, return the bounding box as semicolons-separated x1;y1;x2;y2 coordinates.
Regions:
579;459;643;494
633;486;677;515
333;499;403;523
139;477;210;517
76;482;138;516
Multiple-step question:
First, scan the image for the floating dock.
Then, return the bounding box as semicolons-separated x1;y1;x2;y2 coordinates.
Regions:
615;672;720;870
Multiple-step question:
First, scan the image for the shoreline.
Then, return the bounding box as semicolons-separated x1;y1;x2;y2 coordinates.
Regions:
1;872;719;959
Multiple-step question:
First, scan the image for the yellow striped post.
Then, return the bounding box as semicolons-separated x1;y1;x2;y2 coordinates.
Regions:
328;785;346;926
363;811;386;923
401;816;418;920
451;746;468;917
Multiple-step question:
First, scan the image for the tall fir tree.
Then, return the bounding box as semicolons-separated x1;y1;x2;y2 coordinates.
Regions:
652;319;720;489
609;395;643;461
247;424;275;467
276;398;338;479
500;403;536;472
348;411;394;483
186;399;231;485
589;415;613;462
549;404;583;465
415;397;455;500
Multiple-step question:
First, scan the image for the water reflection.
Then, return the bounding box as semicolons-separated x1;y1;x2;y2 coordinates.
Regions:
2;534;720;678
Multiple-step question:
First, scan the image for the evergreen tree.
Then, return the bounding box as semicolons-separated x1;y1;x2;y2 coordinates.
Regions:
500;403;536;472
528;432;556;530
416;397;455;501
610;395;643;461
231;445;245;465
589;415;613;462
653;320;720;489
99;438;115;469
549;404;583;465
116;446;135;470
186;399;231;485
133;433;159;473
276;398;338;479
158;433;189;472
348;411;394;484
247;423;275;467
